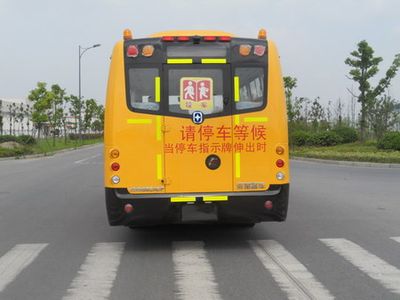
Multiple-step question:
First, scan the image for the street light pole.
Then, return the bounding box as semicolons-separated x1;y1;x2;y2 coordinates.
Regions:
78;43;101;140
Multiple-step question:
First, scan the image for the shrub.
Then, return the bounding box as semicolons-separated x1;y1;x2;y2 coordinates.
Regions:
307;131;343;146
377;132;400;151
69;133;103;140
290;130;312;146
332;126;358;143
17;135;36;145
0;135;18;143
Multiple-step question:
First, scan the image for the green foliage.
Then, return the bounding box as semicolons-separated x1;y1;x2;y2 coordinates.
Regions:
377;132;400;151
290;130;311;146
69;133;103;140
307;131;343;146
0;135;18;143
332;126;358;143
17;135;37;145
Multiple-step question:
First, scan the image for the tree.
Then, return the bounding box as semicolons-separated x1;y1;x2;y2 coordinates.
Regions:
368;95;399;140
68;94;83;138
283;76;297;123
83;98;98;133
309;97;325;131
47;84;66;146
28;82;51;139
345;40;400;141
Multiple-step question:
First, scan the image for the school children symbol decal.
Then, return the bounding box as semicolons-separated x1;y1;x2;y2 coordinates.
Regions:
180;77;213;110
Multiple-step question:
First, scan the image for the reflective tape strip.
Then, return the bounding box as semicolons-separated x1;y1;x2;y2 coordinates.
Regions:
167;58;193;64
235;153;241;178
234;76;240;102
233;76;240;102
155;76;161;102
244;117;269;123
234;115;240;125
156;154;162;180
203;196;228;201
171;196;196;203
201;58;227;64
156;116;162;141
127;119;152;124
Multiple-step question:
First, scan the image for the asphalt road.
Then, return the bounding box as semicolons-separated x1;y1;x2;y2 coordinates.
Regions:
1;144;400;300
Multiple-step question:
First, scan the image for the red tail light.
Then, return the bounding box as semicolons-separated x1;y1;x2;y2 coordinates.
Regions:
111;162;120;171
276;159;285;168
162;36;175;42
127;45;139;57
203;36;217;42
219;36;231;42
264;200;273;210
124;204;134;214
177;36;190;41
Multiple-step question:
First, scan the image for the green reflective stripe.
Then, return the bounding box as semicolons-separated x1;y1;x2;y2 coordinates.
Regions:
234;76;240;102
201;58;227;64
167;58;193;64
127;119;152;124
243;117;269;123
171;196;196;203
203;196;228;201
155;76;160;102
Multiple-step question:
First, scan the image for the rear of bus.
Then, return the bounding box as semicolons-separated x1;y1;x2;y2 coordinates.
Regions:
104;29;289;226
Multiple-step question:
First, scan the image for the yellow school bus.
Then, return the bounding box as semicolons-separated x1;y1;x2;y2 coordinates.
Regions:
104;29;289;226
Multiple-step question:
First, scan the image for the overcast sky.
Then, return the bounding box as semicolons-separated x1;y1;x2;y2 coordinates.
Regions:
1;0;399;108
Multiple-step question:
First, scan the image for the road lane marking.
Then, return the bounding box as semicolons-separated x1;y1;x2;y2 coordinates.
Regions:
63;242;125;300
321;238;400;295
172;241;221;300
250;240;334;300
390;237;400;244
0;243;48;292
74;154;101;164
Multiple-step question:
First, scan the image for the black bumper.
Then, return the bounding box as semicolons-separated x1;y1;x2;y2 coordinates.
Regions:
105;184;289;226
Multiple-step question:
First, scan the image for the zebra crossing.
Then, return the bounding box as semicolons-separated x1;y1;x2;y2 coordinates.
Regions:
1;237;400;299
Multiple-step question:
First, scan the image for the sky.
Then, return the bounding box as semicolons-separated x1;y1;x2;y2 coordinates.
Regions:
0;0;399;108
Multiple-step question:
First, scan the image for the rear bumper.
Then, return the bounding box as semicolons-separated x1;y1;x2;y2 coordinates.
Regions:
105;184;289;226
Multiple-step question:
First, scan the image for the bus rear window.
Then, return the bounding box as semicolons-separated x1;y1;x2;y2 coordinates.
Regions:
235;67;265;110
128;68;159;111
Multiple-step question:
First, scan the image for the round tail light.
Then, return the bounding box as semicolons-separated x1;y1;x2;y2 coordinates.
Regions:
124;204;133;214
111;162;120;171
276;159;285;168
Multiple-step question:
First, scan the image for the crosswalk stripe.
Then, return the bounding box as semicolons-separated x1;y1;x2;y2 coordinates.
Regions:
390;236;400;244
320;238;400;295
172;241;221;300
250;240;334;300
63;242;125;300
0;243;48;292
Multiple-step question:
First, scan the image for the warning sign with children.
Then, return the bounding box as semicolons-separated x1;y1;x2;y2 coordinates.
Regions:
180;77;213;110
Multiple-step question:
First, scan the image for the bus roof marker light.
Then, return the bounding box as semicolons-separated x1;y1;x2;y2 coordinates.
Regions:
162;36;175;42
142;45;154;57
123;29;132;40
239;45;251;56
177;36;190;42
127;45;139;57
203;36;217;42
218;36;231;42
258;28;267;40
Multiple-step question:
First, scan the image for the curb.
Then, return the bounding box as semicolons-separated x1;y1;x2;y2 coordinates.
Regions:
0;143;102;161
291;156;400;168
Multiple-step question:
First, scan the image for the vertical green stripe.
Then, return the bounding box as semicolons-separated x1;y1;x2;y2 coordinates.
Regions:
155;77;160;103
234;76;240;102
